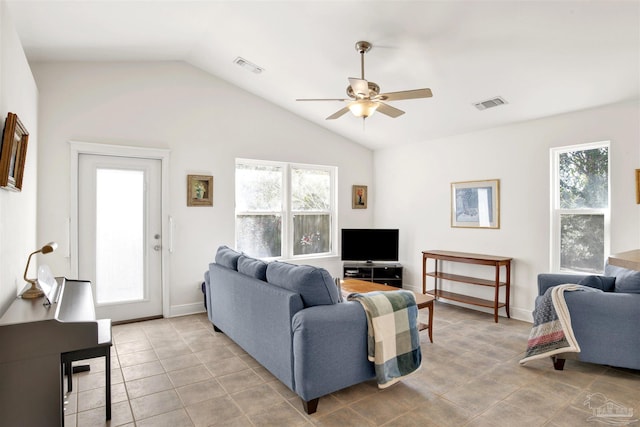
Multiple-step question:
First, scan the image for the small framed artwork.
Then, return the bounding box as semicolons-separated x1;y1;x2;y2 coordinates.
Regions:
451;179;500;229
636;169;640;204
187;174;213;206
0;112;29;192
352;185;368;209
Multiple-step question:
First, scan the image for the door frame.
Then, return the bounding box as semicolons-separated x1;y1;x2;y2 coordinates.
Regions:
70;141;171;318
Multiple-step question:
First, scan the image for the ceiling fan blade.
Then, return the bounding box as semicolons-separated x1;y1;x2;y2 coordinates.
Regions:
376;102;405;118
296;98;349;102
377;88;433;101
326;106;351;120
348;77;369;99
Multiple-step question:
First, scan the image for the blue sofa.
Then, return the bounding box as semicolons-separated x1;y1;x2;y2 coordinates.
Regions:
203;246;375;414
537;263;640;371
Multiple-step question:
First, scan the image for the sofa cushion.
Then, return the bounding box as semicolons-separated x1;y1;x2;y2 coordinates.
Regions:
266;262;340;307
215;245;242;270
237;255;268;281
578;275;616;292
605;264;640;294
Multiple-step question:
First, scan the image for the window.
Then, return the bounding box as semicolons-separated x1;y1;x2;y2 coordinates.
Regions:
235;159;336;259
551;142;610;273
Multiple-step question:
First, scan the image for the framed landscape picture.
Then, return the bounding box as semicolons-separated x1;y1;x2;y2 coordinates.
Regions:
187;174;213;206
0;112;29;192
451;179;500;229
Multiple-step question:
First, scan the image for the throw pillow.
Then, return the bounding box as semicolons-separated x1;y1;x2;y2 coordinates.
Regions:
215;245;242;270
237;255;268;281
605;263;640;294
266;262;340;307
577;275;616;292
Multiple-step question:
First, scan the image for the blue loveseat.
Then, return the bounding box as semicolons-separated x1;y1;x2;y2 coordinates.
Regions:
203;246;375;414
537;263;640;371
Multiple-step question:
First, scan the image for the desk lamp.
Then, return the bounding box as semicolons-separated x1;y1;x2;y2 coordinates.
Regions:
21;241;57;299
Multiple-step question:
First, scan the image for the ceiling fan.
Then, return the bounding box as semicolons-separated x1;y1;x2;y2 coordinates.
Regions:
296;41;433;121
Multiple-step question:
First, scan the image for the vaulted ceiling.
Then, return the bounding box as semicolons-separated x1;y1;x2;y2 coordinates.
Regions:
7;1;640;150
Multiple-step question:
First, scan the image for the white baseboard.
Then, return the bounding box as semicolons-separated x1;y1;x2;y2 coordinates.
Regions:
169;302;206;318
510;307;532;323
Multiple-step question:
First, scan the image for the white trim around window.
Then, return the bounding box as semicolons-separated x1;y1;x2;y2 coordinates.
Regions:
549;141;610;273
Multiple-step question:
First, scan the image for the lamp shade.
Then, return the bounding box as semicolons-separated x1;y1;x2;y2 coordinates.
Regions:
348;100;379;118
41;242;57;254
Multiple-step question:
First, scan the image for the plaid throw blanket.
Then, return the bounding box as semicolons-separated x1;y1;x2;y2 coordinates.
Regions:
519;284;600;365
348;290;422;388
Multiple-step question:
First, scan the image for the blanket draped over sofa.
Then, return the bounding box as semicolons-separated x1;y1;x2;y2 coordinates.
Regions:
348;290;422;388
520;284;601;365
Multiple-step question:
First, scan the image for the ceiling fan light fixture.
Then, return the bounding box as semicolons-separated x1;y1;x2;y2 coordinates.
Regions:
296;40;432;121
349;100;379;118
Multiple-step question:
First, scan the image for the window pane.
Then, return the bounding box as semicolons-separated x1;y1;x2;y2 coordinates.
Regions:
560;214;604;273
236;163;282;211
293;214;331;256
559;147;608;209
95;168;144;303
236;215;282;257
291;168;330;211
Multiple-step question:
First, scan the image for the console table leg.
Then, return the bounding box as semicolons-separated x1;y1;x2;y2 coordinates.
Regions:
494;265;500;323
505;262;511;318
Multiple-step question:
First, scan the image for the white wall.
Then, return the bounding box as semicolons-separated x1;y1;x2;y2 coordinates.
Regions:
32;61;374;316
374;100;640;321
0;2;38;313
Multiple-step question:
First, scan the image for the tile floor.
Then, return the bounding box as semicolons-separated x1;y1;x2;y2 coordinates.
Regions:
63;302;640;426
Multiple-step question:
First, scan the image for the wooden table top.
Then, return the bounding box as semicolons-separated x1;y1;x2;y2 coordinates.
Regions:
422;250;512;262
341;278;434;308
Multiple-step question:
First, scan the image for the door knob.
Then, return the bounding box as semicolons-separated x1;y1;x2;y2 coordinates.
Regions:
153;245;161;251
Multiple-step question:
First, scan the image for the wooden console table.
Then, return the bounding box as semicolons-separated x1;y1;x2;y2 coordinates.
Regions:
422;250;512;323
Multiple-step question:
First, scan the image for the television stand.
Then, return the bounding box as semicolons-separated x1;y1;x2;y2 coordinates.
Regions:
343;262;403;288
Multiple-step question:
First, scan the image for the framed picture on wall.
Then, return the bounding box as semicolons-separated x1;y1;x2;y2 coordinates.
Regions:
636;169;640;204
0;112;29;192
352;185;367;209
451;179;500;228
187;174;214;206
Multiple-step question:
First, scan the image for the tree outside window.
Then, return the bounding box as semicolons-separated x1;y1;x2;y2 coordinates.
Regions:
552;143;609;273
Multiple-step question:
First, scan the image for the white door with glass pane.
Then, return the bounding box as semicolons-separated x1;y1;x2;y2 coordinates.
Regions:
78;154;162;322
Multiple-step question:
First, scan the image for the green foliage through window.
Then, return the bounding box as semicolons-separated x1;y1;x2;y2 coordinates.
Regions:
554;143;609;273
559;147;608;209
560;214;605;273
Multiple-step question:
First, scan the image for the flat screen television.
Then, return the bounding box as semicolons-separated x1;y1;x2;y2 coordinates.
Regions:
341;228;399;263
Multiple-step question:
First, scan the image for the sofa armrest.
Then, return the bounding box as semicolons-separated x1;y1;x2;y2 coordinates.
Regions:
537;273;590;296
564;291;640;369
207;263;304;390
291;302;375;401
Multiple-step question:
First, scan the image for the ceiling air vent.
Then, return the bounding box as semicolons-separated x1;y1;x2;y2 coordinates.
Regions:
233;57;264;74
473;96;507;111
